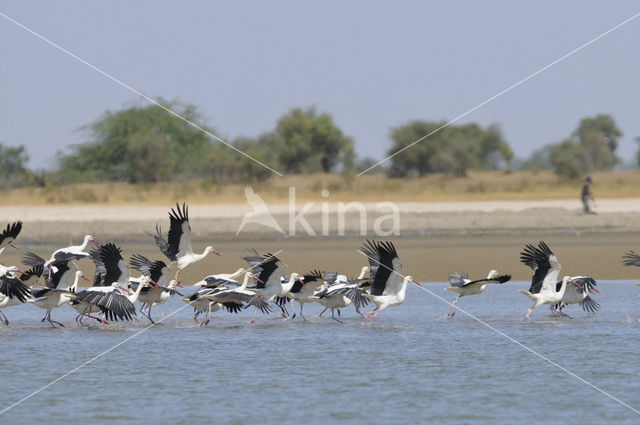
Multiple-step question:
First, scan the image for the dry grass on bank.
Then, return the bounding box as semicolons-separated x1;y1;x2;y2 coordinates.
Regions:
2;170;640;206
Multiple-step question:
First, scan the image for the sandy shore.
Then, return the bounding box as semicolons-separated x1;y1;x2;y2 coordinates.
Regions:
1;198;639;240
2;199;639;281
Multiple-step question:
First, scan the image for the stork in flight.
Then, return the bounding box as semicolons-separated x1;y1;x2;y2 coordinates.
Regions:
445;270;511;317
150;203;221;279
518;241;580;321
359;240;422;325
0;221;22;255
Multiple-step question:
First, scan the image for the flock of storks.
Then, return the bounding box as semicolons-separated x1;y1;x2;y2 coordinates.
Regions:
0;202;639;327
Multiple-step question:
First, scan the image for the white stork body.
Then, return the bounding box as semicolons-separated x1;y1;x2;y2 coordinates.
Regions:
136;280;183;323
43;234;99;269
0;268;30;325
359;240;422;325
445;270;511;317
150;203;220;279
551;276;600;318
201;272;272;325
192;268;246;287
518;241;579;321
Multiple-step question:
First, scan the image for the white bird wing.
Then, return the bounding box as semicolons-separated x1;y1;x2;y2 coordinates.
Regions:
540;253;561;294
382;257;404;295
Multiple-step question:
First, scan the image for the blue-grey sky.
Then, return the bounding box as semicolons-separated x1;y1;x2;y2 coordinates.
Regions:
1;1;640;171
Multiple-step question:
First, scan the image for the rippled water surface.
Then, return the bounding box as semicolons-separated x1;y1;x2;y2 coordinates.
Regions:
2;281;640;424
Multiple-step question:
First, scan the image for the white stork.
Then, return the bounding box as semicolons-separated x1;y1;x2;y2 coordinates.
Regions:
29;260;79;327
286;270;326;321
0;266;30;325
0;221;22;255
73;276;152;323
200;272;272;325
359;240;422;325
518;241;580;321
445;270;511;317
40;234;100;270
550;276;599;318
192;268;246;287
135;279;183;324
150;203;221;279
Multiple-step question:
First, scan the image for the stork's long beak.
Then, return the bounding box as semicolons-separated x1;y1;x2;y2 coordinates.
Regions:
590;287;600;293
92;238;101;246
81;274;90;282
252;275;263;284
176;282;183;288
214;250;222;257
412;280;423;287
570;280;581;287
9;243;20;251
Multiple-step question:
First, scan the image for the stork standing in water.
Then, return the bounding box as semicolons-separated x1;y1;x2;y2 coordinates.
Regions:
445;270;511;317
29;260;79;327
242;249;293;317
551;276;599;318
74;276;152;323
518;241;580;321
0;221;22;255
200;272;272;325
72;242;157;323
359;240;422;325
150;203;221;279
285;270;325;321
314;270;370;322
0;266;30;325
135;280;183;324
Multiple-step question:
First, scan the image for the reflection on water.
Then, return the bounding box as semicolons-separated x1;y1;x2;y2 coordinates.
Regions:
1;281;640;424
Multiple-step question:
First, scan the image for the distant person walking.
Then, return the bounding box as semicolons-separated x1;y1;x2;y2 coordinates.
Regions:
581;176;595;214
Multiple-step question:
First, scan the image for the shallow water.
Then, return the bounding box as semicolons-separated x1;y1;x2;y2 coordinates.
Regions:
1;280;640;424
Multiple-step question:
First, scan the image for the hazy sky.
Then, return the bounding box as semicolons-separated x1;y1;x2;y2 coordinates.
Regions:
2;1;640;172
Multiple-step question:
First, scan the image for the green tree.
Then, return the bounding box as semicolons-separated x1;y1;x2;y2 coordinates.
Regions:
273;107;354;173
0;143;31;188
573;114;621;170
548;138;589;179
385;121;512;177
57;100;216;183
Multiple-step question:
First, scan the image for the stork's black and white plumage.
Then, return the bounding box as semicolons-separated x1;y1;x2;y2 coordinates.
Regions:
37;235;100;271
22;252;76;290
359;240;422;324
29;260;78;327
285;270;325;321
0;221;22;255
445;270;511;317
74;276;152;323
623;250;640;267
192;268;246;287
130;254;170;287
150;203;221;278
243;250;287;300
0;266;30;325
518;241;579;321
134;279;183;324
200;272;272;325
90;242;130;287
551;276;600;318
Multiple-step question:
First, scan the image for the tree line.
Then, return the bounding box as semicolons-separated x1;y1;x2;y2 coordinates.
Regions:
0;99;631;188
